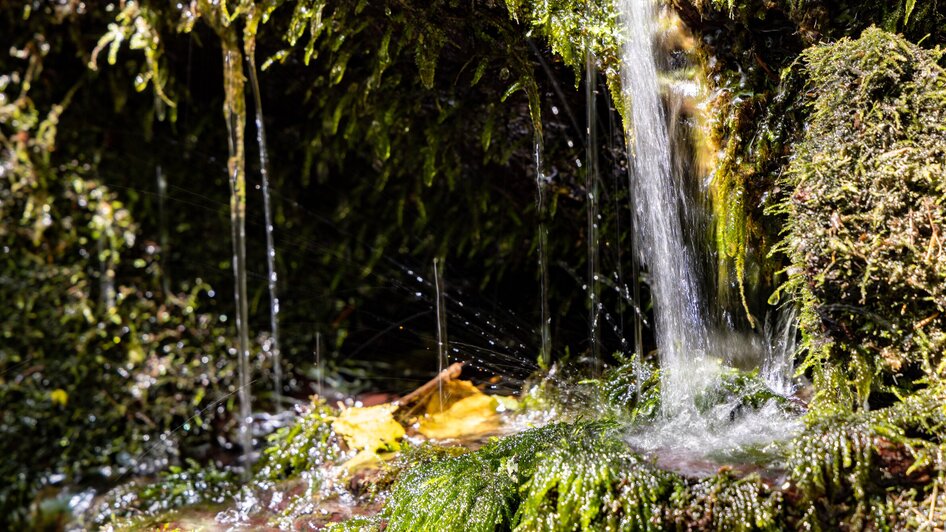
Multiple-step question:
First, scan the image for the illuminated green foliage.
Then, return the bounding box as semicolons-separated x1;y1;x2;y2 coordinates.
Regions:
777;28;946;407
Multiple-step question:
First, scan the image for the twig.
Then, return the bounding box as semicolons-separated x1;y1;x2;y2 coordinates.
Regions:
395;362;464;414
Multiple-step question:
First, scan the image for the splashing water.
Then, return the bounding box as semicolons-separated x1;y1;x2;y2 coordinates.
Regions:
618;0;713;412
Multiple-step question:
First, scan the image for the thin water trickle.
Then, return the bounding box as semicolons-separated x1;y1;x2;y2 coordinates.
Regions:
98;231;116;311
246;41;283;411
220;40;254;468
618;0;713;411
156;165;170;295
433;258;448;409
315;331;324;397
585;30;602;374
535;137;553;369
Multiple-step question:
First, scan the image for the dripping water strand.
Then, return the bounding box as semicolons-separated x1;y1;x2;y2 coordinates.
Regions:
246;37;282;411
433;258;448;410
221;40;254;469
584;16;601;374
156;165;170;295
535;136;552;369
315;330;323;398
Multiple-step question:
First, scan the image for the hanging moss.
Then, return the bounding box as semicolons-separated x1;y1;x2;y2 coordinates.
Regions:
674;0;943;328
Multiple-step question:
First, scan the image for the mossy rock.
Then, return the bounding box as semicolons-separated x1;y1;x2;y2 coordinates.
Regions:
778;27;946;406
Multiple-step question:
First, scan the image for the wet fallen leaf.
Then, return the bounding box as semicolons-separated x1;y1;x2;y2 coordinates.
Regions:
424;379;482;414
333;403;405;452
417;393;500;439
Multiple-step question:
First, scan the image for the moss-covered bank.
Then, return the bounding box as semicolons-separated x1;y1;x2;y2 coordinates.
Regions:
775;28;946;408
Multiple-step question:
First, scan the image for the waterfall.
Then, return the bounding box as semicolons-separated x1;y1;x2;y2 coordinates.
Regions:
617;0;714;412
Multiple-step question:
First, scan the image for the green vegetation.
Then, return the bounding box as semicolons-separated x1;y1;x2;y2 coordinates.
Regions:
86;460;238;529
776;28;946;407
3;0;946;529
256;398;341;480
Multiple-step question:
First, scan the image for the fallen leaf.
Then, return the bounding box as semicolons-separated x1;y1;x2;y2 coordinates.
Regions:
417;393;500;439
332;403;405;452
424;379;482;414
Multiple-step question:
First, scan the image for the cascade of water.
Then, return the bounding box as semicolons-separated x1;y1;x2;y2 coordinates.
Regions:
246;39;283;411
585;30;602;374
535;137;553;369
220;38;254;465
618;0;713;411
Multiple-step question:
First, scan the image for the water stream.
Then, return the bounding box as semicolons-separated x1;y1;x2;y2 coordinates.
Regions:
585;30;602;374
433;257;448;408
618;0;713;412
246;35;283;411
615;0;801;465
156;164;170;295
534;137;553;369
219;34;254;468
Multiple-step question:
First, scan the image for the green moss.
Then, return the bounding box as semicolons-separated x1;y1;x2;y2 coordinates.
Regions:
777;27;946;407
325;516;382;531
88;460;237;529
515;428;676;531
255;398;341;480
669;473;781;531
594;355;663;423
382;421;617;531
785;383;946;529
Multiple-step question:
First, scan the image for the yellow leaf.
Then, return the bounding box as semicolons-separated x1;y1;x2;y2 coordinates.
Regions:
50;389;68;407
417;393;500;440
332;403;405;452
425;379;482;414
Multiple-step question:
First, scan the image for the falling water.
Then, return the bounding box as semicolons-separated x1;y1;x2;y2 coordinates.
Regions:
535;138;553;369
245;33;283;411
433;258;448;409
585;30;602;374
98;231;116;311
314;331;323;398
761;306;798;396
156;165;170;295
220;38;254;466
618;0;713;411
